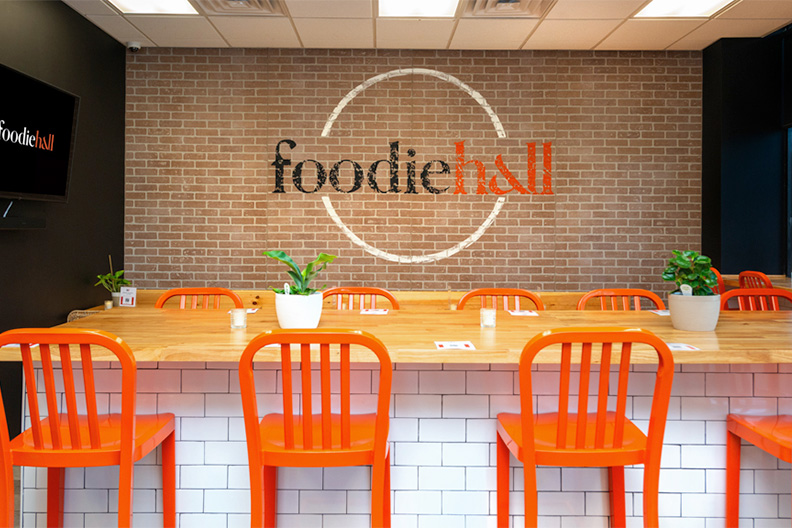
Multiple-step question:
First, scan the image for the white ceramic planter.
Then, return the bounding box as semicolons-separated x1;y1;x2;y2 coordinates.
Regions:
668;293;721;332
275;292;323;329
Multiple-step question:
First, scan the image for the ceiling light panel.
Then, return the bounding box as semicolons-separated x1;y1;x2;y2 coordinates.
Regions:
635;0;738;18
105;0;198;14
465;0;554;18
379;0;460;18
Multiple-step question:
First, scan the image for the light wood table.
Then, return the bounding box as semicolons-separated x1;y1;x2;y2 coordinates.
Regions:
4;304;791;364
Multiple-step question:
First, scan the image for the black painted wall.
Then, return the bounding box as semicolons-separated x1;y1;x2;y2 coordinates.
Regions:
703;32;789;274
0;1;126;436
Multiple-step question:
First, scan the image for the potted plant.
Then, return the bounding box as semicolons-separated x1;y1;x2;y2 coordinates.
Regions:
94;255;130;307
662;250;720;331
263;250;336;329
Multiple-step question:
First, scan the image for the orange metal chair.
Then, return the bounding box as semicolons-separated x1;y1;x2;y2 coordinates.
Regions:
496;327;674;528
720;287;792;311
155;286;243;309
456;288;545;311
239;329;393;528
738;270;773;289
576;288;665;311
710;267;725;295
727;414;792;526
0;328;175;528
323;286;400;310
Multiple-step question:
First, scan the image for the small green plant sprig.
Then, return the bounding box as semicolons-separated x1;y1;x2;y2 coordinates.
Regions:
94;255;130;293
662;250;718;296
263;250;336;295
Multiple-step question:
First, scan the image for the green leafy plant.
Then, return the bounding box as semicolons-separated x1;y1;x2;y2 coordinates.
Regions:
662;250;718;296
263;250;336;295
94;255;130;293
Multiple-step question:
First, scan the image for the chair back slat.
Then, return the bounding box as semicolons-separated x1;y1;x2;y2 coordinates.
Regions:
320;344;332;449
39;344;63;449
577;289;665;311
300;344;313;450
556;343;572;448
613;343;632;448
457;288;545;311
155;287;243;310
323;287;400;310
280;345;295;450
575;343;592;449
594;343;613;448
79;344;102;449
59;344;83;450
340;344;351;449
20;344;44;449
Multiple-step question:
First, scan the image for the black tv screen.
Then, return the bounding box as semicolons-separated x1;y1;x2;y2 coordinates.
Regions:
0;63;79;202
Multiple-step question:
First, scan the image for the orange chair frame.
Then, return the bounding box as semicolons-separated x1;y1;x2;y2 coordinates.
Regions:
323;286;400;310
0;328;175;528
0;382;12;528
239;329;393;528
576;288;666;311
155;287;243;309
720;287;792;311
456;288;545;311
710;267;725;295
496;327;674;528
726;414;792;526
738;270;773;289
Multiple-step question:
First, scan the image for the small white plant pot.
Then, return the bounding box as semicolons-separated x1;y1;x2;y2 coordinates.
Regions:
668;293;721;332
275;292;323;329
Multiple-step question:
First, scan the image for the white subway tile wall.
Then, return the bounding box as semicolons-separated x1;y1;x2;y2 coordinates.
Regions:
20;363;792;527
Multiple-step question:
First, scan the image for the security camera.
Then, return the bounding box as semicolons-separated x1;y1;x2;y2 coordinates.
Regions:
127;42;141;52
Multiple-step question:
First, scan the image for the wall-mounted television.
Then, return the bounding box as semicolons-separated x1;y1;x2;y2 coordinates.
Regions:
0;63;79;203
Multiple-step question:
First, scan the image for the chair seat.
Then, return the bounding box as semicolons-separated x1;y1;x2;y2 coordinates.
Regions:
497;411;648;467
727;414;792;463
259;412;380;467
10;413;175;467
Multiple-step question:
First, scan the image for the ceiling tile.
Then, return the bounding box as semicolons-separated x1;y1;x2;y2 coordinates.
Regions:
668;18;791;49
596;19;705;50
524;19;622;49
284;0;372;18
545;0;646;19
293;18;374;48
85;14;155;45
125;15;228;47
210;16;301;47
376;19;454;49
450;18;538;49
719;0;792;19
61;0;118;16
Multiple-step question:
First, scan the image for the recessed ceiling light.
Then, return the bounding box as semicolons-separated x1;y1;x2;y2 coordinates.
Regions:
379;0;460;18
105;0;198;15
635;0;737;18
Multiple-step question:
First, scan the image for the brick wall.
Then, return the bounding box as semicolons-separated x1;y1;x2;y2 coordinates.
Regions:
125;48;702;294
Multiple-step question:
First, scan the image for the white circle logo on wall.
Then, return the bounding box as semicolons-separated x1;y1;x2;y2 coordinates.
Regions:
320;68;507;264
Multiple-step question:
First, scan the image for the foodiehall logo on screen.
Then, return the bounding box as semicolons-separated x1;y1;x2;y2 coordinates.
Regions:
0;119;55;151
270;139;553;196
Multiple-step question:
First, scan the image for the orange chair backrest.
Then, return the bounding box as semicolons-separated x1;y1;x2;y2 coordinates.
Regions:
323;287;400;310
155;287;243;309
239;329;392;454
576;288;665;311
518;327;674;454
0;329;137;454
720;288;792;311
738;271;773;289
711;267;725;295
456;288;545;311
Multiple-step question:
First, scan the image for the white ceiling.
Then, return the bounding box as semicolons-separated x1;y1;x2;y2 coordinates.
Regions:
60;0;792;51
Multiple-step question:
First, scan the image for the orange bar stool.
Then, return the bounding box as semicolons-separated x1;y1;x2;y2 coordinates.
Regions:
576;288;665;311
738;270;773;289
239;329;393;528
727;415;792;526
456;288;544;311
323;286;400;310
155;286;243;309
496;327;674;528
720;287;792;311
0;328;175;528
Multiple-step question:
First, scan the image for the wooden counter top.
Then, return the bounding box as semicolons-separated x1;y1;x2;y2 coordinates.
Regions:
5;302;792;364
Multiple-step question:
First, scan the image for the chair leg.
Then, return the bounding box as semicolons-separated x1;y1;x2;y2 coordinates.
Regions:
371;450;391;528
382;451;391;528
162;432;176;528
118;460;134;528
726;429;741;527
642;461;661;528
249;461;265;528
46;467;64;528
263;466;277;528
608;466;626;528
496;433;510;528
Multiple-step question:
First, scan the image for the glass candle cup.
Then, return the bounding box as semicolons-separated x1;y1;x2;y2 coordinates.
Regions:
480;308;496;328
230;308;247;329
